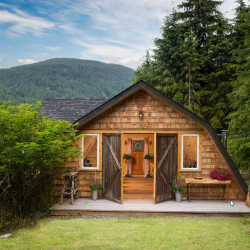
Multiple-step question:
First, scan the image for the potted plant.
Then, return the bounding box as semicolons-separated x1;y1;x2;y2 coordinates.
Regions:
123;153;132;160
144;153;153;160
144;153;153;177
64;168;72;174
210;166;232;181
123;153;132;177
171;176;185;202
86;172;103;200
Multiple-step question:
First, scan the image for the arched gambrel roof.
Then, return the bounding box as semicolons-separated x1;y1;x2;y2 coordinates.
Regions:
74;80;248;195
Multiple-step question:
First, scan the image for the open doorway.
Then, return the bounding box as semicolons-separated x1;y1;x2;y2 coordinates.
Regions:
123;134;154;200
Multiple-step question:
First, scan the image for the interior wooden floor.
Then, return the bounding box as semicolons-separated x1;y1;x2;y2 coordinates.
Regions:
123;175;153;199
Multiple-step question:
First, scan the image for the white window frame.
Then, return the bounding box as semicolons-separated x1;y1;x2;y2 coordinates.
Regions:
181;134;199;170
82;134;99;169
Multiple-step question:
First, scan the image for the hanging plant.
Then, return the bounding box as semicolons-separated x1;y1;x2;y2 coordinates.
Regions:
144;153;153;160
123;153;132;160
210;167;232;181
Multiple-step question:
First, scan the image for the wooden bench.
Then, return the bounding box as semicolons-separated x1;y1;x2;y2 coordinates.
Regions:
186;178;231;203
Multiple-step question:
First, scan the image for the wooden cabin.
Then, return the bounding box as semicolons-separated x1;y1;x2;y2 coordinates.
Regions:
42;81;248;204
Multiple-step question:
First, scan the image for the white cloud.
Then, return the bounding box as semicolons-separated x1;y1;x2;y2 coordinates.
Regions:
75;38;142;69
0;58;1;61
59;23;82;35
30;44;62;52
1;0;248;69
51;0;182;69
65;0;249;69
0;7;55;36
104;57;142;70
18;59;39;65
45;46;62;51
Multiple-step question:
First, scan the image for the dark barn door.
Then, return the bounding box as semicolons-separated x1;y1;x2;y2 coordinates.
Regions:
102;133;122;203
156;134;178;203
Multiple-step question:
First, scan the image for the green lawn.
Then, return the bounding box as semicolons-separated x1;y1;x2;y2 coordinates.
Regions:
1;216;250;250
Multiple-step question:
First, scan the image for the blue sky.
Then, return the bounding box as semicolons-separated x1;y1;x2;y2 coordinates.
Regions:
0;0;248;70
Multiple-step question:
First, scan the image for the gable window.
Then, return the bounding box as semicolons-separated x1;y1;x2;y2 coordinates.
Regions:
82;134;99;169
181;134;199;170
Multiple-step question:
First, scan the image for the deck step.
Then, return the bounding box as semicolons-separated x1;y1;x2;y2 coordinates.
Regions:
123;175;153;199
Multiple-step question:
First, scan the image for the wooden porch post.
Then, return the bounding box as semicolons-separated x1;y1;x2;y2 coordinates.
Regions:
121;133;124;204
153;133;156;204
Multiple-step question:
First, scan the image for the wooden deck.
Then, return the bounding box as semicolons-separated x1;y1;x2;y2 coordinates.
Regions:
50;198;250;217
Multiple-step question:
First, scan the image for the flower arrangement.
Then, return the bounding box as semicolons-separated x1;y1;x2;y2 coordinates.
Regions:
210;166;232;181
123;153;132;160
87;172;103;191
144;153;153;160
170;176;185;194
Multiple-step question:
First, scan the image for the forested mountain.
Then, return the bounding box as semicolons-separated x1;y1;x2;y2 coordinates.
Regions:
0;58;134;105
132;0;250;170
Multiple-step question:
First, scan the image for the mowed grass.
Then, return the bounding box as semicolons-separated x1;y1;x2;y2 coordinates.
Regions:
1;216;250;250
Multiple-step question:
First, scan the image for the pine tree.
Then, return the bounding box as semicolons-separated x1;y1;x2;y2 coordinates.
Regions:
179;29;201;114
227;4;250;170
178;0;223;53
133;1;248;131
132;10;187;104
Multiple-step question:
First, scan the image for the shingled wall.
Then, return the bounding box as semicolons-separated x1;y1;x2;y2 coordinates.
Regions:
51;90;246;201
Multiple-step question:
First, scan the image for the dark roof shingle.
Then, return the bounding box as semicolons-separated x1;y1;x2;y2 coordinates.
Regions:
41;97;110;123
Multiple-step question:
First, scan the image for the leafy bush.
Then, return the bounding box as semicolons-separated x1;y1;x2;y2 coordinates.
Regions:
0;102;83;233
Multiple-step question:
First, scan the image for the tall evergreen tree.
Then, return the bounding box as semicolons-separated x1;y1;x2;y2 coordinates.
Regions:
133;1;230;129
178;0;223;55
179;29;201;115
132;10;187;104
227;4;250;170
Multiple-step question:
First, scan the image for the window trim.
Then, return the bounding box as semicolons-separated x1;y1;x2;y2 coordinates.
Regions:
181;134;199;170
82;134;99;170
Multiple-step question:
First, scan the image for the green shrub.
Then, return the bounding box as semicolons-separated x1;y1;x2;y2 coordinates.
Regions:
0;102;83;233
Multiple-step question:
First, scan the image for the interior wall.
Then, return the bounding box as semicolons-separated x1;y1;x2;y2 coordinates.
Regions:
83;135;98;168
183;135;197;168
123;133;154;176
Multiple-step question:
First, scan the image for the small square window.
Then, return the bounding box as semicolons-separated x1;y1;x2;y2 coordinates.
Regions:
181;134;199;170
133;141;143;151
82;134;99;169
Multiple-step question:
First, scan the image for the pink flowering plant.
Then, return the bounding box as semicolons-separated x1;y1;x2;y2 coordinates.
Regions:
210;166;232;181
87;172;104;191
170;176;185;194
